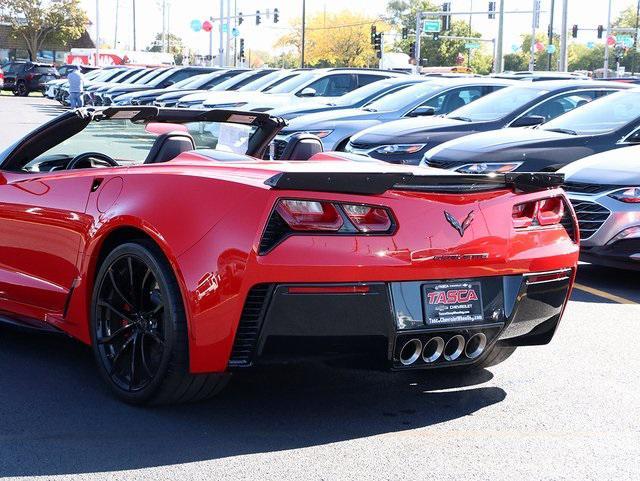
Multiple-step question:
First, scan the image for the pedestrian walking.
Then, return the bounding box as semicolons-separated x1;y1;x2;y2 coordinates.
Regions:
67;66;85;109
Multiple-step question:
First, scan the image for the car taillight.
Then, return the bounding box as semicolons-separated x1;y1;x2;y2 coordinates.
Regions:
261;199;396;254
513;197;564;229
276;199;343;231
536;197;564;226
342;204;392;232
25;73;34;81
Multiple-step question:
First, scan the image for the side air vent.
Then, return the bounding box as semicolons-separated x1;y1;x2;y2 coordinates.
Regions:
258;210;291;255
228;284;274;367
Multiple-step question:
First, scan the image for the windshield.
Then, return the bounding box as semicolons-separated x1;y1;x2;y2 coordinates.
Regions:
332;80;417;106
168;75;208;90
267;71;318;94
210;70;264;91
27;119;258;170
237;71;290;91
365;82;445;112
124;69;153;83
447;86;546;121
543;90;640;135
146;68;179;87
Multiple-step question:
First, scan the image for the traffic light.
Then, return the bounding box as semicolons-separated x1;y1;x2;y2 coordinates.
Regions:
433;32;440;41
371;25;377;45
488;1;496;19
442;2;451;31
402;27;408;40
239;38;245;59
273;8;279;23
409;41;416;59
238;12;243;25
256;10;261;25
373;33;382;52
572;25;578;38
597;25;604;39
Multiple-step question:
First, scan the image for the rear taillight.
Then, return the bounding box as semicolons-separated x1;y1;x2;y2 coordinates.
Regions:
276;200;343;231
25;73;34;81
261;199;396;254
513;197;565;229
342;204;392;233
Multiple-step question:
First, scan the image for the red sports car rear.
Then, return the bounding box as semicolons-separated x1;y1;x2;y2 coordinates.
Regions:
0;108;579;404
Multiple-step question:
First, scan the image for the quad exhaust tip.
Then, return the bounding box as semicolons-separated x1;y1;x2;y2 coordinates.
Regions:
464;332;487;360
399;338;422;366
422;336;445;363
443;335;465;362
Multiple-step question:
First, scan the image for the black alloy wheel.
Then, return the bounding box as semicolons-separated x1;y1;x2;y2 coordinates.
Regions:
91;241;228;405
94;252;167;393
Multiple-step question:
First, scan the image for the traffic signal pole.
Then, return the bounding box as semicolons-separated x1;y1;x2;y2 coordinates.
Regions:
559;0;568;71
604;0;612;78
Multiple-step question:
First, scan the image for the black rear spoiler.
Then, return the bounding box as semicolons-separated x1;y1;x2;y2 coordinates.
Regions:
264;172;564;195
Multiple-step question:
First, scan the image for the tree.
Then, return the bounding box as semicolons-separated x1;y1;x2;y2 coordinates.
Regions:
275;10;380;67
146;33;186;64
386;1;487;70
0;0;88;61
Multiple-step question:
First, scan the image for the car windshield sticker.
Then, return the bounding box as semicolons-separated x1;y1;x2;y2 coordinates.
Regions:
217;123;252;154
228;114;257;124
110;110;141;119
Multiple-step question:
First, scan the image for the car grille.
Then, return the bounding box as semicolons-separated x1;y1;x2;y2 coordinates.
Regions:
228;284;274;367
569;199;611;240
563;182;622;195
425;159;462;170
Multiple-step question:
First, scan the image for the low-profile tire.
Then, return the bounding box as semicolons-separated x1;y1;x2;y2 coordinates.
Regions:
90;240;228;405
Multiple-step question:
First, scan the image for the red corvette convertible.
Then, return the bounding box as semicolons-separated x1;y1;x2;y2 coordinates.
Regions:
0;107;579;404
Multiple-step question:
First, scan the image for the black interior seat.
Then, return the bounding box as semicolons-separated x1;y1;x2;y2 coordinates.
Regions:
144;132;196;164
279;133;324;161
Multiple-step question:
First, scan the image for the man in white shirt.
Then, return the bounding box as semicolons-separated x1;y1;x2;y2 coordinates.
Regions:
67;66;85;109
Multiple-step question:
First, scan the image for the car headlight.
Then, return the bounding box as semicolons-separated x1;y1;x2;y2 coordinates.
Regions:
608;187;640;203
455;162;523;174
300;130;333;139
373;144;426;155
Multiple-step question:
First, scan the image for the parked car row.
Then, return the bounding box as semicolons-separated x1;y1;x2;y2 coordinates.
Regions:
38;65;640;272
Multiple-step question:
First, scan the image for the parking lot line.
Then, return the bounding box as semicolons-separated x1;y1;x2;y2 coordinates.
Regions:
573;283;638;305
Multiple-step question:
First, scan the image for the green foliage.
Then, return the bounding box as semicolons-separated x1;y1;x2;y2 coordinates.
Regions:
386;1;488;70
146;33;186;63
0;0;88;61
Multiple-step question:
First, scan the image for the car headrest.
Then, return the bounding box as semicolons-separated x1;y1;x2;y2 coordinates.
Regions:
279;133;324;161
144;132;196;164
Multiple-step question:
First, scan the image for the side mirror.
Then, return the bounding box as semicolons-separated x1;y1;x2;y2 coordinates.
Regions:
298;87;317;97
407;106;436;117
511;115;546;128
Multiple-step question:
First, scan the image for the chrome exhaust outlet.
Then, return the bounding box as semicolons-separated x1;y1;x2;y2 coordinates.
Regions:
443;335;465;361
464;333;487;360
422;337;445;363
399;338;422;366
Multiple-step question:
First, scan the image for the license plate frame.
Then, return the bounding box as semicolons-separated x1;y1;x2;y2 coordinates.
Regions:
422;280;485;326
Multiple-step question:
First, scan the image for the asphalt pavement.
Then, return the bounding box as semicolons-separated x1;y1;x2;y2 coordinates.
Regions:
0;95;638;481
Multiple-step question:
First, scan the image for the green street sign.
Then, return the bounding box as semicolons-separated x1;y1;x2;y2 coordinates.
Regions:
465;42;481;49
423;20;441;33
618;35;634;48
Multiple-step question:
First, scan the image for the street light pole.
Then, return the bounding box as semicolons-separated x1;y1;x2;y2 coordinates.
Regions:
547;0;555;70
301;0;306;68
632;0;640;75
604;0;612;78
559;0;568;71
495;0;504;73
114;0;119;48
132;0;137;51
95;0;100;65
219;0;224;66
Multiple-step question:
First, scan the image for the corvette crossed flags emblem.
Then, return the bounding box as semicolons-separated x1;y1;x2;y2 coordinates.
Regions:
444;210;475;237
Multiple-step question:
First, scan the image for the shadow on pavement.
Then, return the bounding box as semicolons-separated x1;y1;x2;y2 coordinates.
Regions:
0;325;505;477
